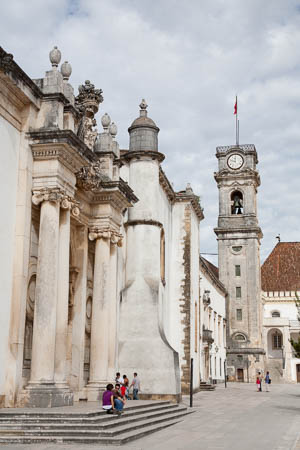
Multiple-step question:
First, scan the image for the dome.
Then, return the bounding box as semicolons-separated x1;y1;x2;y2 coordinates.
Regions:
128;99;160;152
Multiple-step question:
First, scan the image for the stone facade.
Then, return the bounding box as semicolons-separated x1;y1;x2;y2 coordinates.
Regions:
0;46;207;407
214;144;265;382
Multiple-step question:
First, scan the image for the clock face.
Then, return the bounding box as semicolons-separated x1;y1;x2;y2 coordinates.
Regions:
227;154;244;169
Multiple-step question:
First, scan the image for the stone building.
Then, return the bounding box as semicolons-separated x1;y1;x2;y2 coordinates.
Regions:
0;45;209;407
199;257;227;383
214;144;264;382
262;242;300;383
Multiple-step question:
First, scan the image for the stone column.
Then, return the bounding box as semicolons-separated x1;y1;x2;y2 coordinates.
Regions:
86;229;111;401
108;236;122;380
30;197;59;385
54;204;70;386
26;189;73;407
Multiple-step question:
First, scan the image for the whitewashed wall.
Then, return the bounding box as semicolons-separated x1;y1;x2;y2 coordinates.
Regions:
200;267;226;382
0;116;20;396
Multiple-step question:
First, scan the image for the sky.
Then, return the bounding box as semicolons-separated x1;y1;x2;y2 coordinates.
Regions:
1;0;300;265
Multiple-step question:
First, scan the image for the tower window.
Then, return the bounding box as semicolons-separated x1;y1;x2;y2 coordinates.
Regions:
235;265;241;276
236;309;242;321
271;311;280;318
236;287;241;298
231;190;243;215
235;334;246;341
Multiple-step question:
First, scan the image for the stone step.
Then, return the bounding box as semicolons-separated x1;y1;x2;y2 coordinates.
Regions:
0;418;181;445
0;405;188;430
0;409;189;438
200;384;215;391
0;400;170;419
0;403;179;424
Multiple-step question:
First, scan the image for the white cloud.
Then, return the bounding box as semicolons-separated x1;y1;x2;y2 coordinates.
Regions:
1;0;300;264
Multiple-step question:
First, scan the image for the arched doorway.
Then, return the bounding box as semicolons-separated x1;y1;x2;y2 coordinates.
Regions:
296;364;300;383
267;328;283;358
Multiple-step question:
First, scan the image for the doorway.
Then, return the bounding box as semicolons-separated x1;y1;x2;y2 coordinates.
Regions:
237;368;244;382
297;364;300;383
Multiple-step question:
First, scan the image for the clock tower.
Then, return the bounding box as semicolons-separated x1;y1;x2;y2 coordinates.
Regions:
214;144;264;382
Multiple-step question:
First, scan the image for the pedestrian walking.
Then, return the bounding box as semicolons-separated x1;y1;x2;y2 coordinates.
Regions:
257;372;263;391
265;371;271;392
130;372;140;400
256;375;260;391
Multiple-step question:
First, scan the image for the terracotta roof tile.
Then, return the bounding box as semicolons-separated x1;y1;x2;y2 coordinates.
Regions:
261;242;300;291
201;257;219;279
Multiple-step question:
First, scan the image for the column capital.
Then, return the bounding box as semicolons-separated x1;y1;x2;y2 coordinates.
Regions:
32;188;80;217
88;227;123;247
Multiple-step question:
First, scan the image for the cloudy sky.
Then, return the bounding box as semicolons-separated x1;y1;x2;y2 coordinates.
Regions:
1;0;300;264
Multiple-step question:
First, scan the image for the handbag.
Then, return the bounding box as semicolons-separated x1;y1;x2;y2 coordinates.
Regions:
269;378;271;384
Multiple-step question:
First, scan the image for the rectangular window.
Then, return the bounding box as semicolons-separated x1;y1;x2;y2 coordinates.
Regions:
236;309;242;321
236;287;241;298
220;358;222;376
273;334;282;349
235;265;241;276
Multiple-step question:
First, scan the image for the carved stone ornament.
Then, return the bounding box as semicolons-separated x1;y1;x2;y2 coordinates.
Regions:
76;162;110;191
75;80;103;150
32;188;80;216
0;50;14;73
88;228;123;246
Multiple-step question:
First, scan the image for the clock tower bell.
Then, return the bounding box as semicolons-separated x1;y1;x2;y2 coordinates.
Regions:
214;144;264;381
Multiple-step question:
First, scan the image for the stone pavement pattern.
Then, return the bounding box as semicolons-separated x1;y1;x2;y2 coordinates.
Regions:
1;383;299;450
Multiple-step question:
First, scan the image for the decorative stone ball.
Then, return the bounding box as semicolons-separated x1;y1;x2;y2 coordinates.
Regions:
61;61;72;80
101;113;111;129
109;122;118;137
49;46;61;67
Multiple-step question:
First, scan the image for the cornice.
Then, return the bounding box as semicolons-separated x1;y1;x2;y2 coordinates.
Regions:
124;219;163;229
200;256;227;295
29;129;96;171
0;47;42;100
120;150;165;163
159;167;176;203
214;226;263;238
175;192;204;221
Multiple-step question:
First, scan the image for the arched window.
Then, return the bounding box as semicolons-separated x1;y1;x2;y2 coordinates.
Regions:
271;311;280;318
235;333;246;341
231;190;243;215
272;330;282;349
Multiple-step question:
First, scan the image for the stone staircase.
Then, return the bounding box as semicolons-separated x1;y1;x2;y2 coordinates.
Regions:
200;382;216;391
0;401;191;445
266;358;284;383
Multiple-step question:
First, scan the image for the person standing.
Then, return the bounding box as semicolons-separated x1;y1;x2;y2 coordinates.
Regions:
265;371;271;392
258;372;263;392
115;372;124;385
130;372;140;400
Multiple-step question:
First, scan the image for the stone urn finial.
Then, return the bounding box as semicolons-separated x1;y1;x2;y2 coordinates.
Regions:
49;46;61;69
61;61;72;81
139;99;148;117
186;183;193;194
109;122;117;138
101;113;111;132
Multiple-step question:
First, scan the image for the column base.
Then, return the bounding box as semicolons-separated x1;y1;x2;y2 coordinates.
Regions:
20;383;74;408
85;381;108;402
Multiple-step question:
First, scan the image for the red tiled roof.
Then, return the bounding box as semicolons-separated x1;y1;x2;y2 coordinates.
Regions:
201;257;219;279
261;242;300;291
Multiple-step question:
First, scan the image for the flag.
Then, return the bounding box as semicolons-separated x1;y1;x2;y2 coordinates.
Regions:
234;97;237;115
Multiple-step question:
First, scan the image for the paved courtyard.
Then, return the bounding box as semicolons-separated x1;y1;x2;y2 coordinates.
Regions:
1;383;300;450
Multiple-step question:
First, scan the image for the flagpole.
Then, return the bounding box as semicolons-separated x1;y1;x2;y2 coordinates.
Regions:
235;95;238;146
237;119;239;146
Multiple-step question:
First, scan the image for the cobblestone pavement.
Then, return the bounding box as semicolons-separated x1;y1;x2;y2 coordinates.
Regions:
1;383;300;450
